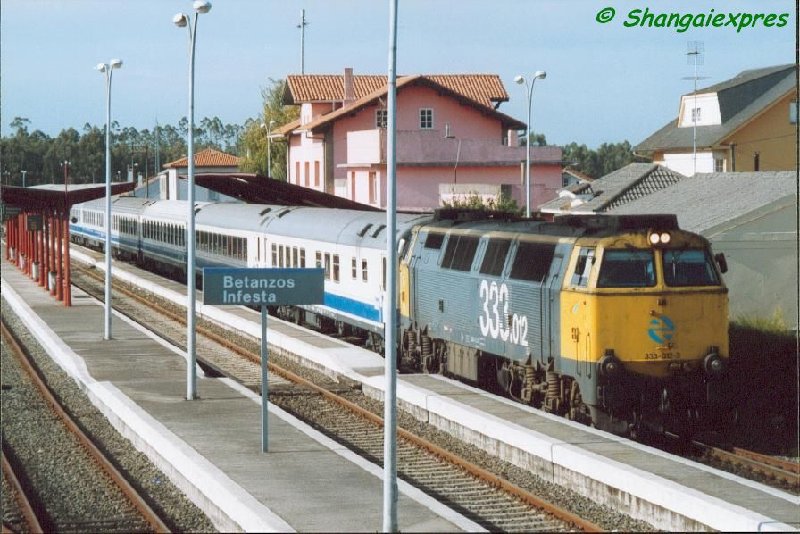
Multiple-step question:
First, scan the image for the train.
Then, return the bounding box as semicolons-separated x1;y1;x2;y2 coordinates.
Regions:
70;196;730;435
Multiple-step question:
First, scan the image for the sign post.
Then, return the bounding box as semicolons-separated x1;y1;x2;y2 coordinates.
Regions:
203;267;324;452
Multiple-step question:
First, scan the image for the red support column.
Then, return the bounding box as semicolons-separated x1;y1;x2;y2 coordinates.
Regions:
62;215;71;306
55;211;63;301
50;212;58;296
18;213;25;270
4;220;9;261
38;213;46;287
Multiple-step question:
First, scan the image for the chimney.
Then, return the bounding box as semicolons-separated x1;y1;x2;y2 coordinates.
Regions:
343;67;355;105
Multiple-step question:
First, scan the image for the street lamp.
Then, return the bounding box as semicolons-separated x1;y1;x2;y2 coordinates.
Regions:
96;58;123;340
174;0;211;401
263;119;276;177
514;70;546;218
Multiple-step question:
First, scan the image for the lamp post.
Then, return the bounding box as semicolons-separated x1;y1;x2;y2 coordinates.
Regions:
514;71;546;218
96;58;123;340
174;0;211;401
263;119;275;177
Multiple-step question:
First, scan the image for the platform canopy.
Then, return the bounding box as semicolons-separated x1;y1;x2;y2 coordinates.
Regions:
192;173;381;211
1;183;136;212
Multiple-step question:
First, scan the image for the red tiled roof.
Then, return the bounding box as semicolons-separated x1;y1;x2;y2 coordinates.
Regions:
285;73;509;109
164;147;240;169
295;75;525;133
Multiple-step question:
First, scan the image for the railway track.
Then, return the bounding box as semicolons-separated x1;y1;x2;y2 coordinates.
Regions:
69;255;627;531
694;441;799;491
0;319;170;534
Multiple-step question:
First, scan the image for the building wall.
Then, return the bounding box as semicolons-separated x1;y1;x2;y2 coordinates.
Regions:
660;151;715;176
723;92;797;172
704;202;798;327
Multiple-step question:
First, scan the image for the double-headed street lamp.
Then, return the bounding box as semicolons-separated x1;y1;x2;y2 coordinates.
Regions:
174;0;211;401
96;59;122;340
514;70;546;218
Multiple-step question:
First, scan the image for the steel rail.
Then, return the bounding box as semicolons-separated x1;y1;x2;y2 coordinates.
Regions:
697;441;800;488
73;259;605;531
1;448;43;534
0;319;171;534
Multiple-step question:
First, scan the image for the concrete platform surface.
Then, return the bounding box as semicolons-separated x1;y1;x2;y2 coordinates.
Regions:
1;263;480;533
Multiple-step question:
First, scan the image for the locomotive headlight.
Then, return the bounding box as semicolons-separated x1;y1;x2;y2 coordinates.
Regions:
648;232;661;245
659;232;671;244
703;352;726;376
599;351;622;377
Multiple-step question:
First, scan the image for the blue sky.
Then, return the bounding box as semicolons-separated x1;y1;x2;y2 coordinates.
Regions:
1;0;795;148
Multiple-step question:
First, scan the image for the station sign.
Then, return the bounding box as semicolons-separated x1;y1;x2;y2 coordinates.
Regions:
26;214;43;231
2;205;21;221
203;267;324;306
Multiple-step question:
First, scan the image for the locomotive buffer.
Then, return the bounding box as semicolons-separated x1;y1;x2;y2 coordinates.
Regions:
204;268;324;452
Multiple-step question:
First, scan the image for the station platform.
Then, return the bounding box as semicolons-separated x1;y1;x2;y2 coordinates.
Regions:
1;260;479;533
4;248;799;532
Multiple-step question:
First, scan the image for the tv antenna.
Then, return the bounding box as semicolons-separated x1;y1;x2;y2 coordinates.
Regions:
682;41;709;175
297;9;309;74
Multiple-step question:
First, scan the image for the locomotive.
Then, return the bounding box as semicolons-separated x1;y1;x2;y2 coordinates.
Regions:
70;197;729;434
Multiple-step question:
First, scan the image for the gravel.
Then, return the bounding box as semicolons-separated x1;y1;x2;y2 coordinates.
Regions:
1;299;217;533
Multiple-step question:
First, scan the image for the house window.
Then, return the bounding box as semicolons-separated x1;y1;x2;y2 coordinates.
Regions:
753;152;760;171
790;101;798;124
295;162;300;185
314;161;320;187
368;172;377;204
691;107;702;123
304;162;310;187
714;158;724;172
419;108;433;129
376;109;387;129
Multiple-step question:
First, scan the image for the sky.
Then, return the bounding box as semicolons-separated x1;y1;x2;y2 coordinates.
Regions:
1;0;795;148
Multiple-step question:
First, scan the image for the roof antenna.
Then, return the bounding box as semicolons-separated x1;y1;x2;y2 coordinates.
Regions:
297;9;309;74
683;41;708;176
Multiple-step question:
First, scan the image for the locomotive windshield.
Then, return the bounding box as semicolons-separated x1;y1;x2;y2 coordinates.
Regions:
662;249;721;287
597;249;655;288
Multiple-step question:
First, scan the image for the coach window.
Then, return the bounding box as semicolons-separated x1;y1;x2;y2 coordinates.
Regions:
351;257;357;279
333;255;340;282
300;248;306;268
324;253;331;280
271;243;278;266
362;259;368;282
571;247;595;287
479;238;511;276
293;247;299;268
316;251;323;270
510;242;555;282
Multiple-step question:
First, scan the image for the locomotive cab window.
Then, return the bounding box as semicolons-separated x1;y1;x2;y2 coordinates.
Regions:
509;242;555;282
597;249;655;288
424;231;445;249
479;238;511;276
570;247;595;287
441;234;479;271
662;249;720;287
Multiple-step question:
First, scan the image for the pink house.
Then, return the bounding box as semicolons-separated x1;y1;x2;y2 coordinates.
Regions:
277;69;562;212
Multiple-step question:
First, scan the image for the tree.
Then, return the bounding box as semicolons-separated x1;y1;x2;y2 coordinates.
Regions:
239;78;299;179
562;140;647;179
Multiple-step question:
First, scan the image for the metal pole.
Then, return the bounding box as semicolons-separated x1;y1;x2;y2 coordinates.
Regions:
524;83;532;218
383;0;399;530
186;14;199;401
104;67;114;339
261;305;269;452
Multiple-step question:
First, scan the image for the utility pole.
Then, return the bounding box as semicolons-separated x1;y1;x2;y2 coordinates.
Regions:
297;9;309;74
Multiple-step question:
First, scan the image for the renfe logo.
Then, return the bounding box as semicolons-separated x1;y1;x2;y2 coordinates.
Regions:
648;314;675;344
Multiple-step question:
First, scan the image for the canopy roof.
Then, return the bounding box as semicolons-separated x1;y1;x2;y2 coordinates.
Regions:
1;182;136;212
